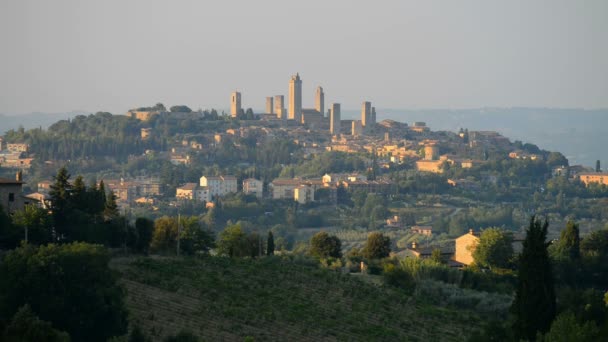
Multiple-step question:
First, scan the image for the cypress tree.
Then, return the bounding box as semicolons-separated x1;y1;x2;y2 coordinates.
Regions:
72;175;87;211
49;167;72;240
267;231;275;256
557;220;580;260
512;216;556;340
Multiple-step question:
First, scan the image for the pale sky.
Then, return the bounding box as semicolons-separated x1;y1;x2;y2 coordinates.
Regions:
1;0;607;114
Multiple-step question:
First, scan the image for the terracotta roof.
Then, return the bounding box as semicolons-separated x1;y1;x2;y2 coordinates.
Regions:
177;183;198;191
0;177;23;185
271;179;304;186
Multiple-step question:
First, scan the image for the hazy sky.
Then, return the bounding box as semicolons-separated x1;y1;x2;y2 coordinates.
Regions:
1;0;607;114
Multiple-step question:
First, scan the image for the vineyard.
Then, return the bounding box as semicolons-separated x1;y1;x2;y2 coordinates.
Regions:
113;256;481;341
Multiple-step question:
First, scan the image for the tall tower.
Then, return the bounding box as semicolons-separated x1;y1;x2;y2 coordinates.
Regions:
266;97;274;115
352;120;363;136
288;73;302;122
231;91;242;117
274;95;285;119
330;103;341;135
315;86;324;115
361;101;371;128
371;107;377;125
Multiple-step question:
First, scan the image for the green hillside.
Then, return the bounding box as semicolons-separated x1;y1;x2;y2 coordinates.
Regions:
113;256;481;341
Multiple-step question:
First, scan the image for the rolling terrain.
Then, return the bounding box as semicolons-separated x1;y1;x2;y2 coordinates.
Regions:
112;256;481;341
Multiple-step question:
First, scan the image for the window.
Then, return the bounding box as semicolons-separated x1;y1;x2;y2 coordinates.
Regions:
8;193;15;202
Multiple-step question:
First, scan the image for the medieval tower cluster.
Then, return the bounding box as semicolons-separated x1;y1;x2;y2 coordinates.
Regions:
230;72;377;136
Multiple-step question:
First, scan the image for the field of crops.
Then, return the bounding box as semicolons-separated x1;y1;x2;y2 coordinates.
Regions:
113;256;481;341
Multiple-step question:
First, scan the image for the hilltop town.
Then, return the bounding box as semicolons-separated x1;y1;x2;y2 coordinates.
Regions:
1;73;607;248
1;73;608;341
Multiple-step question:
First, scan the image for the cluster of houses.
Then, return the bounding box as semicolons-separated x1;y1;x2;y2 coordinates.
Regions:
176;175;242;203
0;172;51;214
402;229;524;268
0;140;33;169
174;173;395;205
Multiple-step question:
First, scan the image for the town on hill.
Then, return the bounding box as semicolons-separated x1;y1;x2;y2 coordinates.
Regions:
1;73;607;341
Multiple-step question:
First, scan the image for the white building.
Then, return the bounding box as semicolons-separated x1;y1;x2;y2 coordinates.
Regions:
243;178;263;198
200;175;238;197
294;184;314;204
176;183;212;202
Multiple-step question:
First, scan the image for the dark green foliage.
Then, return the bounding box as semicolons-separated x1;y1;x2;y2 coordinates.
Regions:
511;216;556;340
11;205;53;245
556;221;580;260
556;288;608;328
216;224;250;258
361;232;391;259
280;151;367;178
0;204;20;249
150;216;213;255
431;248;443;264
163;330;200;342
580;228;608;258
580;228;608;287
472;228;513;269
266;231;275;256
3;112;155;162
538;311;600;342
546;152;569;168
309;231;342;258
179;217;215;256
134;218;154;255
0;243;128;342
169;105;192;113
383;263;416;294
150;216;178;253
49;166;72;238
104;192;120;221
44;167;128;246
467;319;512;342
2;305;70;342
122;257;475;341
128;324;150;342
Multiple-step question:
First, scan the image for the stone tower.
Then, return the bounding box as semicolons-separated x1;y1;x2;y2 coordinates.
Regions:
352;120;363;136
330;103;341;135
371;107;377;125
288;73;302;122
315;86;324;116
230;91;242;118
361;101;371;127
265;97;274;115
275;95;285;119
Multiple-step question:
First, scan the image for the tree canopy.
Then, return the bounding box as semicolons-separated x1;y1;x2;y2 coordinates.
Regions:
309;232;342;259
556;220;580;260
472;227;513;269
0;243;128;342
361;232;391;259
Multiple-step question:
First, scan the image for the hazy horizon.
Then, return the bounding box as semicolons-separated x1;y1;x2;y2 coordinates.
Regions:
1;0;607;114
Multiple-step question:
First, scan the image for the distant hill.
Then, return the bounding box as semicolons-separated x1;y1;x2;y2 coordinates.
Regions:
4;108;606;168
0;112;85;134
113;256;480;341
342;108;608;168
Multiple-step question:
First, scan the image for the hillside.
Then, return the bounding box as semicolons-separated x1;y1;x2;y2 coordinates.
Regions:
112;256;481;341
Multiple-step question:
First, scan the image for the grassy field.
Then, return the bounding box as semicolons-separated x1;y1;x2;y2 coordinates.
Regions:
112;256;482;341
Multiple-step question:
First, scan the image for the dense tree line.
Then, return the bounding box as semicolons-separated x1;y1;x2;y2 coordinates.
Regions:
279;151;367;179
4;112;158;162
0;243;128;341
